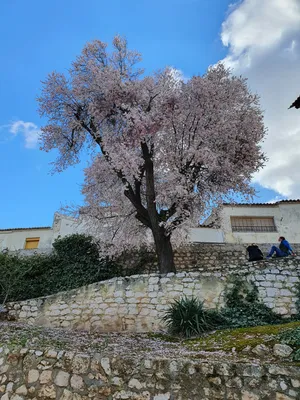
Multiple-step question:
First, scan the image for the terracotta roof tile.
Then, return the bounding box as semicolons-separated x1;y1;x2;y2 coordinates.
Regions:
223;199;300;207
0;227;51;232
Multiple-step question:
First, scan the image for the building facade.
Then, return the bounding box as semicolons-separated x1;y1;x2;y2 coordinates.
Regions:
1;200;300;252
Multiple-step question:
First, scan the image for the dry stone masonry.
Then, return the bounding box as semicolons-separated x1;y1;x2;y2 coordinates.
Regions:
6;258;300;332
124;243;300;273
0;345;300;399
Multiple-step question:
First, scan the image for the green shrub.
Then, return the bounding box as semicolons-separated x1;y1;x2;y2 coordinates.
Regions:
162;296;226;338
52;234;100;265
278;326;300;360
0;253;33;305
162;279;283;338
222;278;282;328
0;234;151;303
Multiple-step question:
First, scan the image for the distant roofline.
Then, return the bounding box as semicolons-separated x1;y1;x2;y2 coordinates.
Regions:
0;227;51;232
223;199;300;207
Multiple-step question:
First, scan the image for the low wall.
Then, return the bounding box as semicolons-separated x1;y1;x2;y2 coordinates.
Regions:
0;345;299;400
7;258;300;332
174;243;300;272
123;243;300;273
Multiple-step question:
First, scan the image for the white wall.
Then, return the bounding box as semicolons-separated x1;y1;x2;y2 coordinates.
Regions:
2;203;300;252
189;228;224;243
221;203;300;243
0;229;53;251
277;203;300;242
52;213;87;241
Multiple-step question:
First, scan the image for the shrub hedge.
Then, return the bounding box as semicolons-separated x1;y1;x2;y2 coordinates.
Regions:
0;234;153;303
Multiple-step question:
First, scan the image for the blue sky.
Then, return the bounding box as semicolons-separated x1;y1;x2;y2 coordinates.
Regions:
0;0;299;229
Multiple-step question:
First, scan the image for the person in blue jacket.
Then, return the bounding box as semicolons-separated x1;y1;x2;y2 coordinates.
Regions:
267;236;296;259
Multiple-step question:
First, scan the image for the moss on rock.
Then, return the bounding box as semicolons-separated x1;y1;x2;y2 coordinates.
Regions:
185;321;300;352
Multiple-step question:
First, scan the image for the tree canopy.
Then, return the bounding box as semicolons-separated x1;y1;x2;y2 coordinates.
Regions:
38;36;266;273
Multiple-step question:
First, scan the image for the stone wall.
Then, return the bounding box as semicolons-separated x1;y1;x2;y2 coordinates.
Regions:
124;243;300;273
174;243;300;272
6;258;300;332
0;345;299;400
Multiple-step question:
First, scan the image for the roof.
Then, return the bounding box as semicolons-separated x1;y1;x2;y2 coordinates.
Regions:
0;226;51;232
223;199;300;207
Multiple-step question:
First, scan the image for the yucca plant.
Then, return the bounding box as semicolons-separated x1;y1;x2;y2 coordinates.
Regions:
162;296;224;338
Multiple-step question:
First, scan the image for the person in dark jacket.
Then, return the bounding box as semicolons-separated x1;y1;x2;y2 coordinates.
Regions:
246;244;264;262
267;236;296;258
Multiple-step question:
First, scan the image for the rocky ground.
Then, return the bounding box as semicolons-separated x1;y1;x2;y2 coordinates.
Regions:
0;321;300;364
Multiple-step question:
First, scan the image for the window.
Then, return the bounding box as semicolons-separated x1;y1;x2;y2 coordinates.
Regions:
24;237;40;249
231;217;276;232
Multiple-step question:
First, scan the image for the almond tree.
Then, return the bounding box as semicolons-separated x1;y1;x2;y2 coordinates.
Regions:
38;36;266;274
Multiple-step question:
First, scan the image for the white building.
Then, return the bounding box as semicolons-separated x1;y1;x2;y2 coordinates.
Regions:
1;200;300;252
0;214;83;253
187;199;300;244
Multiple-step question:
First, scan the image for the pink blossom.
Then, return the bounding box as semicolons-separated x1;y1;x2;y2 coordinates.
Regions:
38;37;266;273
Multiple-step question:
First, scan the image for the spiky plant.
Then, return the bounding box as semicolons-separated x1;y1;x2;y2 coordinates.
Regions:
162;296;224;338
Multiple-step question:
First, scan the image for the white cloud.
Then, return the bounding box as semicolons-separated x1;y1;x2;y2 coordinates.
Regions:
220;0;300;198
265;195;286;204
9;120;40;149
169;67;189;84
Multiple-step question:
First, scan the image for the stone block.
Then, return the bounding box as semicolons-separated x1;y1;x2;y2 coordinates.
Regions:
128;378;144;389
61;389;73;400
10;395;24;400
28;369;39;383
279;289;293;296
275;393;294;400
55;371;70;387
242;365;264;378
38;384;56;399
153;394;171;400
266;288;277;297
71;354;90;374
15;385;27;396
252;344;270;357
273;344;293;358
39;370;52;384
241;391;260;400
291;378;300;388
100;357;111;375
70;374;84;390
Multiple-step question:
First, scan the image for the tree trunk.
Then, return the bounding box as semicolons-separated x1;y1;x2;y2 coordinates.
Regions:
153;230;176;274
141;141;176;274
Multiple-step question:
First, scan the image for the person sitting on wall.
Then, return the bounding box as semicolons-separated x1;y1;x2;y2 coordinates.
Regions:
266;236;296;259
246;243;264;262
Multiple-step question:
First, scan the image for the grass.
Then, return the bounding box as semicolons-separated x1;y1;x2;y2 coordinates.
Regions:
184;321;300;352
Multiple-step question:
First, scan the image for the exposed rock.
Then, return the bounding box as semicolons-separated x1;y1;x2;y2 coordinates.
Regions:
38;384;56;399
15;385;27;395
273;344;293;358
70;374;84;390
276;393;295;400
39;370;52;384
28;369;39;383
128;378;144;390
153;394;171;400
10;396;24;400
54;371;70;387
291;378;300;388
60;389;73;400
252;344;270;356
242;391;260;400
71;354;90;374
100;357;111;375
242;345;252;353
